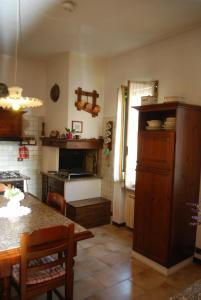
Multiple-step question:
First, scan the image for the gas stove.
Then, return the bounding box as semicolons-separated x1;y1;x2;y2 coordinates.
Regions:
0;170;23;180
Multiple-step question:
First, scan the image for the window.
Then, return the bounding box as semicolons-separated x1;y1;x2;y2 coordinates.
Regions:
114;80;158;188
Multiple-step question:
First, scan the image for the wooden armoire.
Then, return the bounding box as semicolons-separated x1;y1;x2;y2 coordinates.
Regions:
133;102;201;267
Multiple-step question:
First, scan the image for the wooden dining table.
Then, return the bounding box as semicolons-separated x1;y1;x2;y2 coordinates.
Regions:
0;193;93;300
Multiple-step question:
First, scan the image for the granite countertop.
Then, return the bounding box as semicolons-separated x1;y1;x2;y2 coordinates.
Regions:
41;171;102;182
0;174;30;182
0;194;87;252
169;280;201;299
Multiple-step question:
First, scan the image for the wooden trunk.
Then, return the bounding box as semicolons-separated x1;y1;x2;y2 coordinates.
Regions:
67;197;111;228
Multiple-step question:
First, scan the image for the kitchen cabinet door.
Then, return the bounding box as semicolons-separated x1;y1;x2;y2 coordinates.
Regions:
134;169;173;265
137;131;175;170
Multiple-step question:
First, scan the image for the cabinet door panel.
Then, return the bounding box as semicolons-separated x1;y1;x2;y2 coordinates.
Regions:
133;170;152;254
48;177;64;196
137;131;175;170
134;169;172;265
0;110;22;137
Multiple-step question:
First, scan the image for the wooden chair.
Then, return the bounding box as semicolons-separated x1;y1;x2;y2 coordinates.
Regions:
47;192;66;215
0;183;6;193
11;224;75;300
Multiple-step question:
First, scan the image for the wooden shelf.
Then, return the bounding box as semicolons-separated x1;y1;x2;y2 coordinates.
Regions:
40;137;103;149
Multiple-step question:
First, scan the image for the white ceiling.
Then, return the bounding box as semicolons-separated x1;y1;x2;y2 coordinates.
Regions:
1;0;201;58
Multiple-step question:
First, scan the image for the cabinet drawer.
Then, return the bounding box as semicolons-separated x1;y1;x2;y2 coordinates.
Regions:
137;131;175;170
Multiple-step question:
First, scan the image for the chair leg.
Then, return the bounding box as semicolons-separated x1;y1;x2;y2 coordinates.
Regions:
47;290;53;300
65;269;74;300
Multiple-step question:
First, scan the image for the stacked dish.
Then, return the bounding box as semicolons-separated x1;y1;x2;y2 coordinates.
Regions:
146;120;162;130
141;96;157;106
162;117;176;130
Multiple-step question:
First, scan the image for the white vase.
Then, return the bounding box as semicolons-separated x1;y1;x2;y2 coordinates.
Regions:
7;198;21;210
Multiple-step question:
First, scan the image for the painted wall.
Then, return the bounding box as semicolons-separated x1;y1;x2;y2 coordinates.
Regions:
45;52;106;138
67;52;105;138
0;54;47;198
104;26;201;117
0;54;47;116
104;26;201;241
45;53;69;135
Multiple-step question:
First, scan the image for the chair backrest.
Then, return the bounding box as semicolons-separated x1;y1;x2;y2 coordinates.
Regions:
47;192;66;215
20;224;74;299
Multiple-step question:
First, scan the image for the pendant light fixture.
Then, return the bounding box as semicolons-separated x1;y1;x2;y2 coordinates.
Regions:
0;0;43;111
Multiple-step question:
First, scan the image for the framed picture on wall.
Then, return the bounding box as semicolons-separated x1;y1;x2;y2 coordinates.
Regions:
72;121;83;133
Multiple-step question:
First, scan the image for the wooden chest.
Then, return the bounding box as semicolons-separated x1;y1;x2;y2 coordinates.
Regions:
66;197;111;228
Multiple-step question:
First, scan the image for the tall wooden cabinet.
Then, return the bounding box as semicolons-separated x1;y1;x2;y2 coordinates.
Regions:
133;102;201;267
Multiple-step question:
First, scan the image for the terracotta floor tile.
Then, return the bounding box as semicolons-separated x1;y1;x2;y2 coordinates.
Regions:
165;262;201;290
98;251;130;266
77;257;109;274
73;275;105;300
11;224;201;300
85;279;145;300
93;267;130;287
112;259;148;279
134;282;179;300
131;269;167;290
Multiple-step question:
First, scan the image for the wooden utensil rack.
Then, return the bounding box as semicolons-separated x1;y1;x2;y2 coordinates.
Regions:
75;87;101;117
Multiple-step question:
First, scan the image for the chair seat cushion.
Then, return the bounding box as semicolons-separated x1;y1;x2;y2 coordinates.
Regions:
12;255;65;285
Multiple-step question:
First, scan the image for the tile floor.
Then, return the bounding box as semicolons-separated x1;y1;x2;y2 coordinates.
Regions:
12;224;201;300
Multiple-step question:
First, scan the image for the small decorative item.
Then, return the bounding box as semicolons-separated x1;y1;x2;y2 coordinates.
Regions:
188;202;201;226
74;134;80;140
75;87;101;117
141;96;157;106
0;186;31;218
50;84;60;102
4;186;24;209
72;121;83;133
104;121;113;151
49;130;60;138
41;122;46;137
18;145;29;160
65;128;73;139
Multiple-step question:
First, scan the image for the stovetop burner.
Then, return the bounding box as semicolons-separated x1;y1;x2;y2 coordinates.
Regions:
0;170;22;180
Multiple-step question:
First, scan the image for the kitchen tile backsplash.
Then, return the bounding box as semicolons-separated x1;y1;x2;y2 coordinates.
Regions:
0;114;43;198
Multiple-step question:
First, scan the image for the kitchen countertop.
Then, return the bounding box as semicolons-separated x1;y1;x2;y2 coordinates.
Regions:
0;174;30;182
41;171;102;182
0;194;89;252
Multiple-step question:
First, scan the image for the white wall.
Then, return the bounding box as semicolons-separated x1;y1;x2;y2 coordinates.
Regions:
68;52;105;138
104;26;201;117
46;53;69;135
0;54;47;198
45;52;106;138
104;26;201;239
0;54;47;116
42;146;59;172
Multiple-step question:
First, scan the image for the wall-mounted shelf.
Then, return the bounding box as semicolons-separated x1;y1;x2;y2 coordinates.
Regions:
20;136;37;146
40;137;103;149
